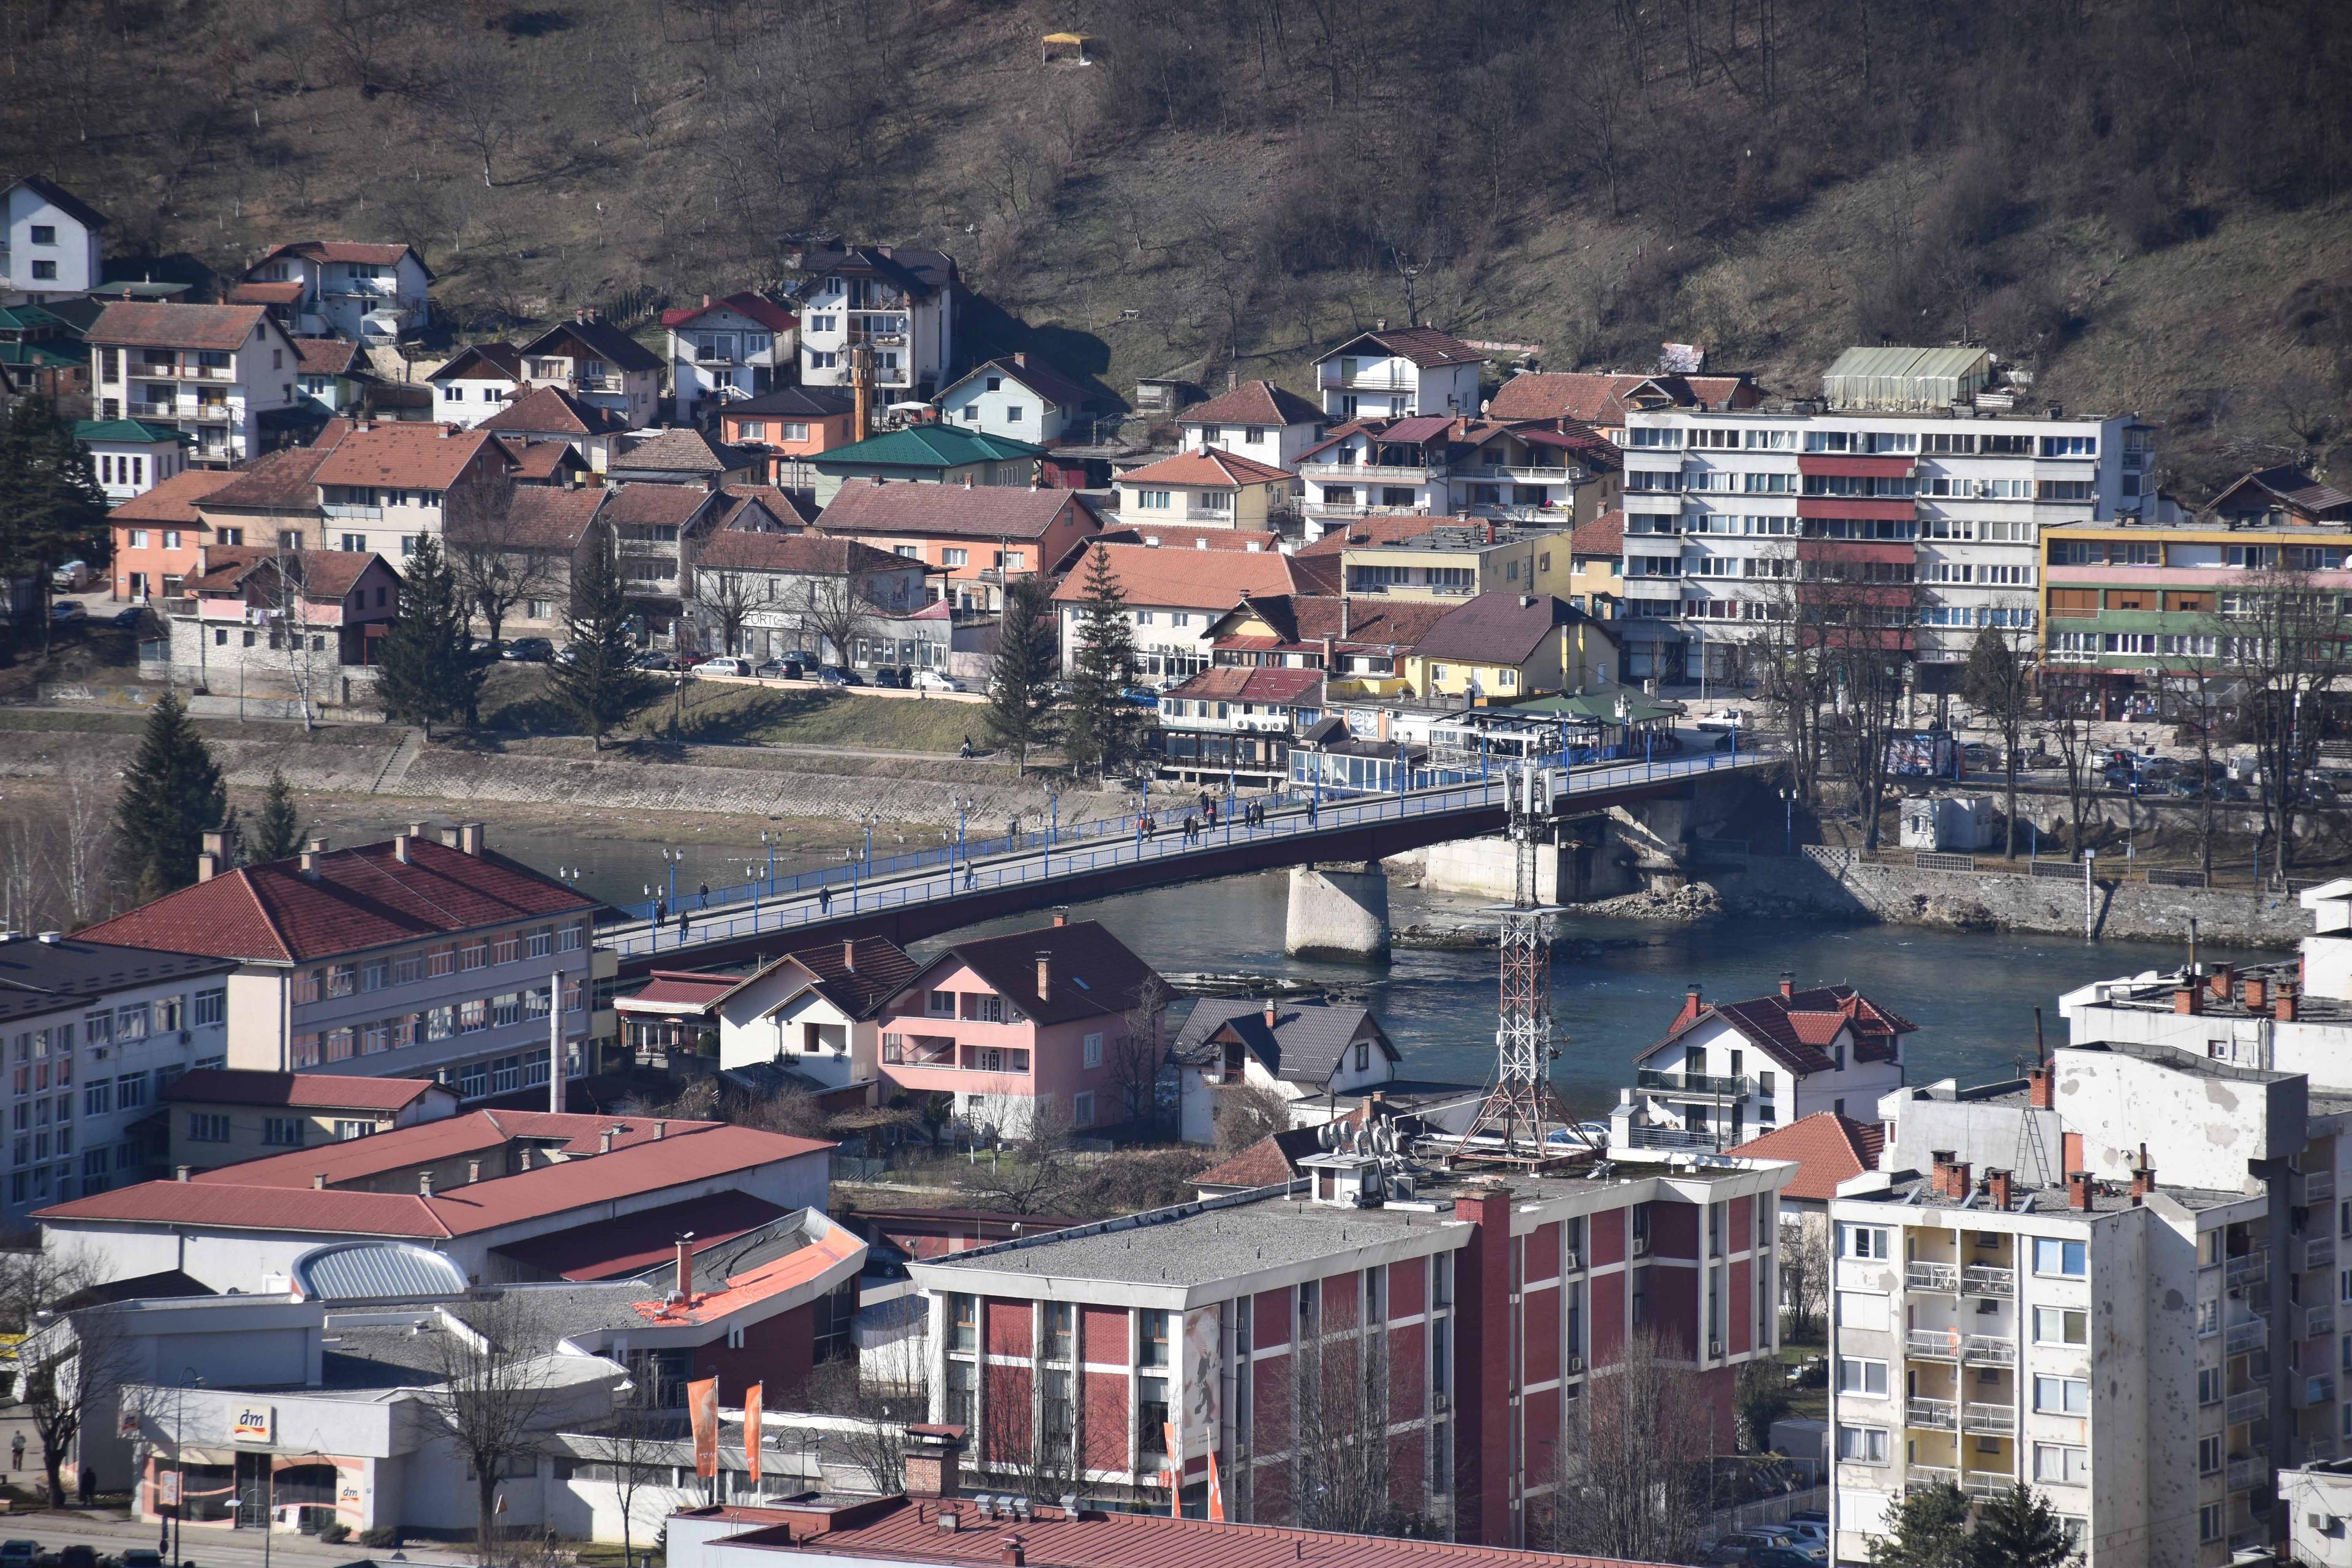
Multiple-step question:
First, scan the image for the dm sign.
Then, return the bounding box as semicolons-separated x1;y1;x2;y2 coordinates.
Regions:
230;1405;274;1444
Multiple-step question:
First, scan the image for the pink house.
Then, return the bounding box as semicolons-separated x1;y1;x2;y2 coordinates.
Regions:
878;918;1166;1136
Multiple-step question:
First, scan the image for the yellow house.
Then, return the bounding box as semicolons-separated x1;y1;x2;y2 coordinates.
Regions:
1403;591;1616;703
1199;592;1460;703
1566;510;1624;619
1113;447;1293;530
1338;522;1569;603
164;1068;460;1174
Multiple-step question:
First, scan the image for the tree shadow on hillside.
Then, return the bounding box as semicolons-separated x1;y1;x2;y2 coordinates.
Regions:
956;295;1117;405
676;688;839;745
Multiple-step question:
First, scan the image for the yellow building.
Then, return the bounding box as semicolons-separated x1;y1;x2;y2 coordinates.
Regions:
1566;510;1624;620
1401;591;1616;703
164;1068;460;1174
1112;447;1293;530
1338;521;1569;603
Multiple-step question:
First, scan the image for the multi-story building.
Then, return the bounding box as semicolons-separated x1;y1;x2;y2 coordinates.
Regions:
688;530;927;663
1150;665;1326;786
718;385;858;488
1112;448;1293;531
1169;997;1400;1144
662;292;797;424
819;480;1098;615
105;467;238;601
164;545;400;704
426;340;526;426
906;1145;1790;1543
1336;521;1564;604
2;176;107;304
233;240;432;342
1485;366;1763;440
1567;510;1624;621
77;417;193;504
605;483;728;647
1614;345;2154;685
312;418;519;565
1048;541;1300;683
74;823;600;1105
791;243;958;401
86;303;303;467
159;1067;459;1171
0;932;237;1228
1310;326;1485;421
1297;419;1605;540
1616;978;1913;1150
517;312;664;429
2040;466;2352;718
479;382;633;473
806;426;1046;507
1176;379;1329;471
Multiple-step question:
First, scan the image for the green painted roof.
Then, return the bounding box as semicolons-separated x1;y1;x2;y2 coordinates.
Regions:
0;304;66;333
811;424;1046;471
75;418;195;446
0;340;83;369
1505;690;1679;723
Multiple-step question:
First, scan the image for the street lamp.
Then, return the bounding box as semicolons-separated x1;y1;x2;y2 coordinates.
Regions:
660;846;683;911
1779;787;1795;856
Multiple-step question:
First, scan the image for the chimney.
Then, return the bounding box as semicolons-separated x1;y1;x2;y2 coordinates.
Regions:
439;424;453;439
1375;317;1388;331
674;1234;694;1302
300;836;324;875
418;1170;434;1196
312;1174;326;1189
458;821;485;856
2209;964;2236;1000
1931;1153;1971;1202
600;1128;617;1153
393;830;412;864
2244;975;2268;1010
2131;1163;2158;1199
197;849;219;883
1052;912;1068;927
1001;1537;1025;1568
1036;951;1052;1002
2027;1064;2054;1109
1986;1168;2013;1212
1014;352;1027;367
2278;986;2301;1023
1678;983;1702;1027
2067;1170;2095;1210
1264;997;1278;1030
876;244;894;258
703;294;712;307
844;938;858;971
2174;984;2203;1015
902;1433;963;1499
175;1166;190;1182
1520;594;1534;608
653;1120;666;1140
1779;971;1795;999
1341;599;1351;637
467;1159;482;1184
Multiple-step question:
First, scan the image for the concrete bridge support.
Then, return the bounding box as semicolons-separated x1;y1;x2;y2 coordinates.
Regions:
1286;862;1392;962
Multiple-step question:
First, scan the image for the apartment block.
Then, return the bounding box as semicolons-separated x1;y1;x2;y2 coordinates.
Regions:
907;1149;1789;1545
791;243;958;401
74;823;598;1104
86;303;304;467
1614;345;2154;684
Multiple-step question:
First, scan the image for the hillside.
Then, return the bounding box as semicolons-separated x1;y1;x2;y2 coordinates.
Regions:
7;0;2351;494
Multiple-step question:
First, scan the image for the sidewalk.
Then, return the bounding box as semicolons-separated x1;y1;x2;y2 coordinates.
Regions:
0;1509;478;1568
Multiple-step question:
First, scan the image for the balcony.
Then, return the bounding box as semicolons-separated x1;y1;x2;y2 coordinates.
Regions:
186;403;233;424
1959;1470;2013;1499
2301;1235;2337;1273
124;400;175;418
1905;1329;2016;1364
1961;1264;2016;1298
1961;1403;2016;1435
1907;1261;1960;1292
1306;462;1447;482
2228;1388;2269;1423
322;503;383;520
2226;1314;2270;1355
2225;1248;2269;1286
1904;1465;1959;1496
1319;368;1419;393
1906;1396;1958;1431
1635;1068;1754;1099
2310;1305;2338;1340
1623;1124;1723;1152
2307;1170;2337;1202
1303;502;1431;520
2227;1455;2264;1491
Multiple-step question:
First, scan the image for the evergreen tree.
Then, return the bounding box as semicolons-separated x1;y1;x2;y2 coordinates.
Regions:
547;532;652;749
0;398;108;659
1868;1482;1973;1568
1969;1482;2076;1568
114;690;227;901
985;574;1060;774
374;535;483;737
1062;545;1146;780
251;766;304;862
1961;623;2032;859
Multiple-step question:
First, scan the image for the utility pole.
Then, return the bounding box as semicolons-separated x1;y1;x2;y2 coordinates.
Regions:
549;965;564;1113
1450;764;1572;1163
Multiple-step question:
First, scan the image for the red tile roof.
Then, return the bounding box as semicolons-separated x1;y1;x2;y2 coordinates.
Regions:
293;338;362;376
1177;380;1327;429
182;548;384;602
313;423;503;491
193;1109;727;1188
1298;513;1449;557
1046;541;1297;609
163;1068;447;1112
74;832;596;964
1570;510;1624;557
816;479;1093;543
617;971;743;1015
627;1211;863;1324
716;483;819;531
1324;326;1486;369
1410;591;1586;667
1643;984;1918;1076
1093;524;1281;552
1188;1134;1302;1190
494;1188;793;1280
225;281;305;307
1165;665;1324;704
603;483;720;528
108;467;238;524
1486;371;1757;424
659;292;799;335
496;437;587;484
198;431;351;512
695;530;906;576
1728;1112;1884;1203
908;919;1163;1028
486;484;606;550
1115;448;1292;488
250;239;421;270
479;383;630;437
431;342;525;383
89;303;273;353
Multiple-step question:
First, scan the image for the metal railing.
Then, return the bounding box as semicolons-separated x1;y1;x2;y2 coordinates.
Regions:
1303;462;1447;481
2225;1248;2270;1286
2227;1455;2264;1491
1904;1329;2010;1363
1959;1470;2012;1498
1623;1124;1724;1151
2227;1388;2267;1423
2226;1314;2269;1354
1906;1261;1959;1292
1962;1403;2016;1435
2302;1235;2337;1273
2306;1170;2337;1202
1961;1264;2016;1297
1634;1068;1754;1098
598;746;1766;957
1906;1396;1956;1431
1319;370;1419;392
2300;1374;2338;1408
1904;1466;1959;1494
322;503;383;520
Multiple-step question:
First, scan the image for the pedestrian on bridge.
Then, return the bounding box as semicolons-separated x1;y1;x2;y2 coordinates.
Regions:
1204;795;1218;829
818;884;832;915
677;909;692;939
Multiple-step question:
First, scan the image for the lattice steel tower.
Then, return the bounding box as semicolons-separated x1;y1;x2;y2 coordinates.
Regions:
1452;765;1575;1163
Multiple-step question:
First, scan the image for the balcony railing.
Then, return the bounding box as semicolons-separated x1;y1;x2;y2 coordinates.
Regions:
1961;1264;2017;1297
2225;1248;2269;1285
2308;1438;2340;1464
1905;1329;2015;1363
1635;1068;1754;1098
322;503;383;520
1959;1470;2012;1499
1961;1403;2016;1435
1320;369;1419;393
186;403;233;423
1623;1124;1724;1152
1306;462;1447;481
1904;1465;1959;1495
2306;1169;2337;1202
2311;1305;2339;1340
124;400;175;418
1906;1261;1959;1292
2227;1455;2264;1491
2302;1235;2336;1273
2228;1388;2268;1423
2226;1314;2269;1355
1303;502;1429;518
1906;1396;1957;1431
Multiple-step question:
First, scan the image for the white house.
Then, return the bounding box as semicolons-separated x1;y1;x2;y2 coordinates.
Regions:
518;312;665;429
935;353;1095;445
86;303;304;468
75;418;193;502
790;243;957;400
1175;379;1329;470
1112;448;1293;531
710;938;920;1102
426;341;525;427
1047;541;1302;685
1615;976;1914;1150
1310;325;1485;421
1169;997;1399;1145
687;530;928;663
235;241;432;342
663;292;798;424
1;175;107;303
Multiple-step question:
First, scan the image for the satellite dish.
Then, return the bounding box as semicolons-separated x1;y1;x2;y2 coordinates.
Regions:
1317;1121;1338;1151
1374;1122;1395;1156
1362;1166;1385;1200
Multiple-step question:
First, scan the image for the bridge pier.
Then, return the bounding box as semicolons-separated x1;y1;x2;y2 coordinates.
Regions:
1285;862;1391;962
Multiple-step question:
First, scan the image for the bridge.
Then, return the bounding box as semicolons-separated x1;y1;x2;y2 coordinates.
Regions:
603;747;1769;979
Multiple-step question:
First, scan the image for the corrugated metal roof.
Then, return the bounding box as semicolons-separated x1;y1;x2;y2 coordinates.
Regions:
1821;345;1992;411
295;1239;469;1302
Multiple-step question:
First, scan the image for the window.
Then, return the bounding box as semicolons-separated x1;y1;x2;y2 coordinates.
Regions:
948;1293;976;1351
2034;1374;2090;1414
187;1113;230;1143
29;260;56;281
2197;1366;2221;1406
81;1082;109;1118
2198;1434;2222;1474
1836;1357;1888;1396
29;225;55;244
1082;1032;1103;1068
115;1073;146;1110
1072;1090;1095;1126
2032;1443;2089;1485
1842;1224;1891;1260
2199;1504;2223;1544
1137;1376;1170;1461
2034;1237;2087;1276
262;1117;304;1147
2032;1306;2088;1345
1137;1308;1170;1366
1836;1425;1890;1464
1137;489;1172;510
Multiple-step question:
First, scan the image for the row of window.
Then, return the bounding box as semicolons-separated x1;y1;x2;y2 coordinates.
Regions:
2050;540;2347;570
294;925;584;1003
1840;1226;2086;1276
289;983;581;1066
13;989;225;1069
1631;426;2089;458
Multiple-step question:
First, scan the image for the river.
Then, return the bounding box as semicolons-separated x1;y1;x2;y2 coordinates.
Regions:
422;816;2271;1121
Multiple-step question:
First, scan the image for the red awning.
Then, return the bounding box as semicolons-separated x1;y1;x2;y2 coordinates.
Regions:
1797;498;1916;522
1797;456;1917;478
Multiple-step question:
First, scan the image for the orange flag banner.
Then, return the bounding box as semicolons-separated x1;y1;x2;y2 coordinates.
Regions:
688;1377;720;1480
1205;1449;1226;1522
1163;1421;1182;1517
744;1382;764;1485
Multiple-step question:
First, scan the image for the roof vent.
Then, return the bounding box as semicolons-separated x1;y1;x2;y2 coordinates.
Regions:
37;932;61;944
418;1170;434;1196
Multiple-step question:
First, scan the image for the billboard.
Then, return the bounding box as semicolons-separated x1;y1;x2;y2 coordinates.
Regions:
1180;1306;1220;1459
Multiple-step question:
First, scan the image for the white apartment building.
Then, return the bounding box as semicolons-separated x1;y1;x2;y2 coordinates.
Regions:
2;176;107;303
425;341;525;428
87;303;303;467
1615;345;2154;684
791;244;957;401
1310;326;1484;420
236;241;432;342
516;314;664;429
662;292;797;424
0;933;238;1228
1175;379;1329;470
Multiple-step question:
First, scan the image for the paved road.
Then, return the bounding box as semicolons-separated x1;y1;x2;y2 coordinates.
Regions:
0;1512;475;1568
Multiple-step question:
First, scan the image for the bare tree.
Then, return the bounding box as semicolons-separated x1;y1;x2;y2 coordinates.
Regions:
1961;619;2035;858
698;570;763;657
425;55;529;187
1217;1079;1295;1153
1107;975;1171;1131
446;470;559;649
1778;1218;1831;1343
2223;564;2340;881
795;571;880;669
957;1098;1082;1215
0;1254;134;1508
1539;1325;1724;1562
418;1294;561;1561
1291;1313;1417;1535
973;1337;1089;1505
569;1398;688;1568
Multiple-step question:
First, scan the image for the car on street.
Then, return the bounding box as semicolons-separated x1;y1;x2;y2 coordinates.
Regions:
672;650;712;668
2;1541;39;1568
107;606;146;628
913;669;963;692
755;658;804;680
501;636;554;662
1961;741;2001;771
54;1548;96;1568
1120;686;1161;706
1695;708;1746;732
118;1552;164;1568
873;666;908;688
820;666;862;687
631;652;675;671
696;657;752;678
50;561;89;591
48;600;85;624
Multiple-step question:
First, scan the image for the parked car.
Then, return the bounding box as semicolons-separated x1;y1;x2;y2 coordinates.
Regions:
873;666;907;688
697;657;752;679
1695;708;1746;733
1961;741;2000;771
48;600;86;624
120;1551;165;1568
1708;1533;1796;1566
631;651;675;671
1774;1520;1829;1547
501;636;554;662
820;666;862;687
755;658;805;680
1748;1547;1824;1568
2;1542;39;1568
107;606;146;628
672;650;713;668
50;560;89;590
55;1547;95;1568
913;669;964;692
1120;685;1162;706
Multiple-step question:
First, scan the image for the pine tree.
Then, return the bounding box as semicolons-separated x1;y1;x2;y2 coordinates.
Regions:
1868;1482;1973;1568
374;535;483;737
1969;1482;2076;1568
985;574;1060;774
113;691;227;901
0;398;108;659
1063;545;1146;780
251;766;303;862
548;531;653;749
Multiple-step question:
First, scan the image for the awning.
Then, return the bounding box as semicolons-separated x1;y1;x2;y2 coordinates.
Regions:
167;1449;241;1467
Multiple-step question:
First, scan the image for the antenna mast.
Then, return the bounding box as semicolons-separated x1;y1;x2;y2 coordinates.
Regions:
1451;764;1575;1164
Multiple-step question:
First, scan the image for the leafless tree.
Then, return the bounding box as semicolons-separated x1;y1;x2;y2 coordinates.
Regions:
1538;1325;1724;1562
2040;673;2100;858
1217;1079;1295;1153
1961;619;2035;858
1752;547;1832;805
973;1339;1090;1505
802;1359;924;1495
794;571;880;669
418;1294;561;1561
1779;1218;1831;1343
698;570;763;657
0;1254;134;1507
956;1098;1082;1215
2222;564;2341;881
446;471;559;649
1107;975;1171;1131
426;54;530;187
569;1398;686;1568
1291;1314;1416;1535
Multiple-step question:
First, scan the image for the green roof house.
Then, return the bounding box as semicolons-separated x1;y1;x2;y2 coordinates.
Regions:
75;417;196;505
806;424;1043;505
